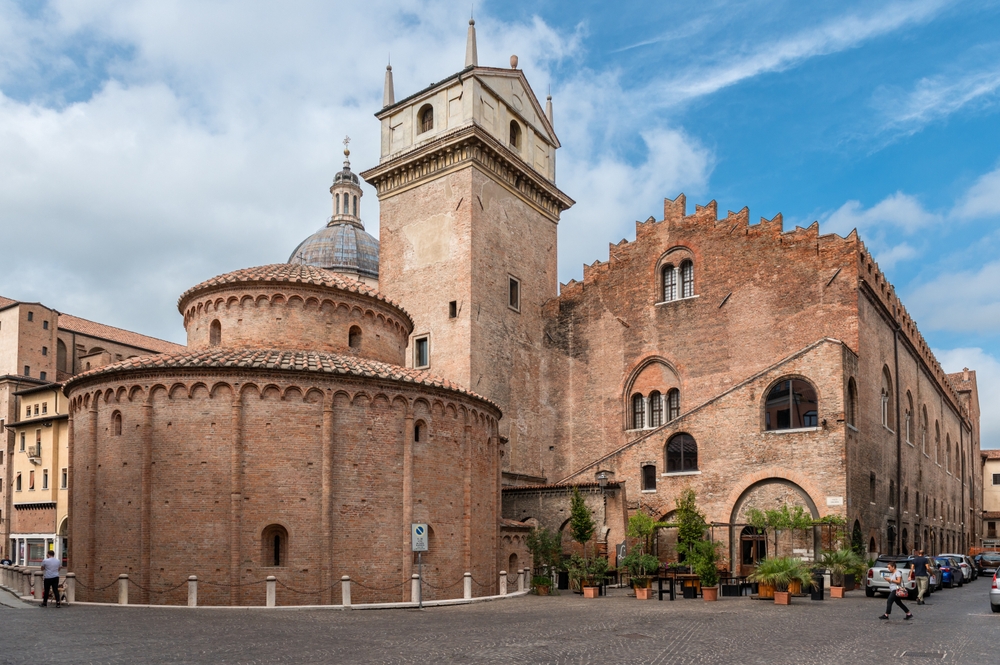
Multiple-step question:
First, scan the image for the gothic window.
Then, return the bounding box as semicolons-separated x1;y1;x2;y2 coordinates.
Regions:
57;339;68;373
509;120;521;150
113;412;122;437
666;433;697;472
348;325;362;349
662;264;677;302
880;366;893;429
764;378;818;430
946;435;951;473
935;421;941;464
209;319;221;347
847;379;858;427
641;464;656;491
631;394;645;430
418;104;434;133
261;524;288;567
648;391;663;428
353;195;357;216
921;406;928;454
680;260;694;298
667;388;680;421
905;391;913;443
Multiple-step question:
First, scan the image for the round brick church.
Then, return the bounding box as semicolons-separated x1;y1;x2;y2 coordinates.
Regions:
64;263;500;605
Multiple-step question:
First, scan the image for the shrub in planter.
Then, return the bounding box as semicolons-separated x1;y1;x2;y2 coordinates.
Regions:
532;575;553;595
820;548;863;598
749;557;814;605
692;540;720;602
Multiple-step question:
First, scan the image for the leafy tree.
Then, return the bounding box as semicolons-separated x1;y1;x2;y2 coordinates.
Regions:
526;527;561;571
569;487;596;557
675;488;707;563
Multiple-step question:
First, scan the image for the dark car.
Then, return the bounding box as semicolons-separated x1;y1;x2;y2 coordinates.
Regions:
935;557;961;588
975;552;1000;576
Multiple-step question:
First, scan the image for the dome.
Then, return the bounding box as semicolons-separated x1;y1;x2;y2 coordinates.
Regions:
288;222;380;280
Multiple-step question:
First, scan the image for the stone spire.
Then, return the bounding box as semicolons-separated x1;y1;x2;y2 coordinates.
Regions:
465;18;478;68
546;93;553;125
383;63;394;108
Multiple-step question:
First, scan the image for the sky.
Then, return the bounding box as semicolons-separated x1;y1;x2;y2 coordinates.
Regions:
1;0;998;445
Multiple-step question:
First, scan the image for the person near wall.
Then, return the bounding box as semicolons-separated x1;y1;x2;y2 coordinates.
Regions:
911;549;931;605
40;550;61;608
880;561;913;620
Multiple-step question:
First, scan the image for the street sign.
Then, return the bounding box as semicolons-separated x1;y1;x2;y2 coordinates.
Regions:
411;523;428;552
616;540;627;565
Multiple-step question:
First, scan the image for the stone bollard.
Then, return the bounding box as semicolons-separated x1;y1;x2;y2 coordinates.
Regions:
411;574;421;605
499;570;507;596
33;571;43;602
66;573;76;604
518;568;525;592
118;574;129;605
341;576;351;607
188;576;198;607
266;576;276;607
464;572;472;600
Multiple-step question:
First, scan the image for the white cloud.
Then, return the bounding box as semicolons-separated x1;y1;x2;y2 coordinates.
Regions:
879;65;1000;137
935;347;1000;448
954;164;1000;220
908;261;1000;333
823;191;938;236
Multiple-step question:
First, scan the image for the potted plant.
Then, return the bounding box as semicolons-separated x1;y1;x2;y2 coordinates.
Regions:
749;557;813;605
566;488;604;597
693;542;720;602
526;527;561;595
532;574;552;595
821;548;862;598
622;511;668;600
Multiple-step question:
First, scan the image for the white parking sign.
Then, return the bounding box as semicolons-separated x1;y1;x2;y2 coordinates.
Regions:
411;523;428;552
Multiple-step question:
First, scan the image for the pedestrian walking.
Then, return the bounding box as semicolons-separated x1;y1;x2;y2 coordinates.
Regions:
40;550;61;608
911;549;930;605
880;561;912;620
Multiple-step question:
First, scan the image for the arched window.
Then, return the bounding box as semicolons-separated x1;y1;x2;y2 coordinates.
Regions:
509;120;521;150
935;421;941;464
414;421;425;443
353;195;358;216
905;391;913;443
764;378;819;430
57;339;68;373
680;260;694;298
921;406;928;454
209;319;221;347
641;464;656;490
846;379;858;428
418;104;433;133
880;367;893;429
946;435;951;473
631;394;645;429
648;391;662;428
261;524;289;567
666;433;697;472
662;264;676;302
667;389;680;421
336;193;340;214
508;552;519;572
112;411;122;437
348;325;362;349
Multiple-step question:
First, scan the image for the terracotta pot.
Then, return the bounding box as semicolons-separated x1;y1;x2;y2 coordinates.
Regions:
583;586;599;598
703;586;718;602
536;586;550;596
774;591;791;605
757;583;775;599
830;586;845;598
635;586;651;600
788;579;802;595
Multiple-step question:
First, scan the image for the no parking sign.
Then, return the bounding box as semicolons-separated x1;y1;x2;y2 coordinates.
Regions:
411;523;428;552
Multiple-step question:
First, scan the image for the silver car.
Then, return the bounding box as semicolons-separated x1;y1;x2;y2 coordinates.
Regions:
940;553;973;583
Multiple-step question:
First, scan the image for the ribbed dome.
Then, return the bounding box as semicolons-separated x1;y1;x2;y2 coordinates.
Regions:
288;222;380;280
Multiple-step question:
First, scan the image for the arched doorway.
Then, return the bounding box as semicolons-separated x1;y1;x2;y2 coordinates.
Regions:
740;526;767;574
729;478;820;577
509;552;519;574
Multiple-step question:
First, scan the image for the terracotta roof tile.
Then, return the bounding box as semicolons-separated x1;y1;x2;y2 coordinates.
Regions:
64;348;498;411
58;313;184;354
981;449;1000;460
502;480;620;492
177;264;410;323
0;296;18;309
983;511;1000;519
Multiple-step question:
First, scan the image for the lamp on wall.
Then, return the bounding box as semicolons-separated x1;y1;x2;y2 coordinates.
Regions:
597;472;608;489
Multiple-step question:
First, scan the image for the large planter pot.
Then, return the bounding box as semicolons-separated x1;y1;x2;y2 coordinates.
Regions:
757;583;775;599
844;574;856;591
635;586;652;600
703;586;718;602
536;586;551;596
774;591;791;605
583;586;599;598
830;586;845;599
788;579;802;595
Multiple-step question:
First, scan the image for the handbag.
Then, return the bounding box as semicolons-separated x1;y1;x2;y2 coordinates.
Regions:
895;587;908;597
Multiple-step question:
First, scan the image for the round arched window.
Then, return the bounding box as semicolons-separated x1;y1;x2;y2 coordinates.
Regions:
764;378;818;430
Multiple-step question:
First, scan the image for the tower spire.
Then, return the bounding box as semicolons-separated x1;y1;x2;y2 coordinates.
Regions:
465;18;478;68
383;61;394;107
546;88;553;125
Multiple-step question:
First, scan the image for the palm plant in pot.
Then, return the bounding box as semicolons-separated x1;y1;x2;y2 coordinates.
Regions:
749;557;814;605
820;548;863;598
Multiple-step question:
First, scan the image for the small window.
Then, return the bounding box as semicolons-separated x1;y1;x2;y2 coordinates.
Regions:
641;464;656;491
449;301;457;318
847;379;858;428
25;406;30;418
27;311;33;321
24;366;29;376
631;394;645;429
41;402;47;414
993;473;1000;486
39;372;46;381
209;319;221;347
336;193;340;214
42;346;48;356
414;336;429;368
42;469;48;490
870;472;876;503
29;470;35;490
113;412;122;437
348;325;362;349
261;524;289;567
662;264;677;302
666;433;697;472
418;104;434;133
61;468;68;489
509;120;521;150
353;196;358;216
414;422;424;443
42;320;48;329
15;473;21;491
680;260;694;298
19;432;25;451
764;378;819;430
880;367;893;429
508;276;520;311
648;391;662;428
667;389;680;421
34;404;39;416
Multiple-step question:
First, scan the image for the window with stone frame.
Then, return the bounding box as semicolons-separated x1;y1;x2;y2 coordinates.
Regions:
418;104;434;133
641;464;656;491
661;264;677;302
665;433;697;472
509;120;521;150
680;260;694;298
631;393;645;429
667;388;680;421
508;276;520;312
261;524;289;567
413;335;430;368
993;473;1000;486
648;391;663;428
880;366;894;430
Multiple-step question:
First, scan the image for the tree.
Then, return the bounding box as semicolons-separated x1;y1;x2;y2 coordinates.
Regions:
569;486;596;557
674;488;707;563
526;527;561;571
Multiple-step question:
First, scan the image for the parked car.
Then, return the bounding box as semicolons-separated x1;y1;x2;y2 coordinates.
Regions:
935;557;961;588
976;552;1000;576
990;572;1000;613
866;556;918;598
941;553;974;582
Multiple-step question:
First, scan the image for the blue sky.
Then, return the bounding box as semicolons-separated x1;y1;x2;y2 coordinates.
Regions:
1;0;998;443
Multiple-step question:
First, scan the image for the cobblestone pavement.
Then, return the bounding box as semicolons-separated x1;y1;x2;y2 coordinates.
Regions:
1;582;997;664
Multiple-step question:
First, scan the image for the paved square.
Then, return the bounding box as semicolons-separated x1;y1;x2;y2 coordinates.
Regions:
1;583;996;664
